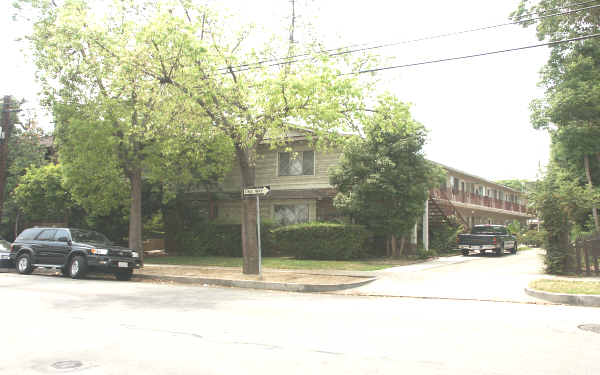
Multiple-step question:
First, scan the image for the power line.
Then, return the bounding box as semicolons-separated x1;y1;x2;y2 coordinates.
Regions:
341;33;600;75
224;1;600;74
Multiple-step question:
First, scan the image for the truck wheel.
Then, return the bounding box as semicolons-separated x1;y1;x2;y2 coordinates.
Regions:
69;255;88;279
511;242;518;254
60;266;70;277
495;243;503;257
115;269;133;281
16;254;33;275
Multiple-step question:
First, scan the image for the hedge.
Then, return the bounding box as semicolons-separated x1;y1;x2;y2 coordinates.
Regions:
271;222;371;260
176;221;278;257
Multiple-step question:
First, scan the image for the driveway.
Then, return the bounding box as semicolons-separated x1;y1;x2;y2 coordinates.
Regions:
336;248;546;303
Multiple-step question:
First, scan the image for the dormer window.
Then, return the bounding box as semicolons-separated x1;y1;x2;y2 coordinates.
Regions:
278;151;314;176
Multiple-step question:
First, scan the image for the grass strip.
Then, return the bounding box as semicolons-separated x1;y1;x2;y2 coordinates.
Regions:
529;279;600;295
145;256;422;271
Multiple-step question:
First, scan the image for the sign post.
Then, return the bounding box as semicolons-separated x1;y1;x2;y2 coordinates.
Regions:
242;186;270;275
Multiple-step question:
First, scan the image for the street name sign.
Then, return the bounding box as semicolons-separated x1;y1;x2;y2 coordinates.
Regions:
243;186;270;196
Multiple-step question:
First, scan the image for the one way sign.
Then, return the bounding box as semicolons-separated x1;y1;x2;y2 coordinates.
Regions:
243;186;270;196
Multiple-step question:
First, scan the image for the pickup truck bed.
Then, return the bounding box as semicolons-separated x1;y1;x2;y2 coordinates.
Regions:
458;225;517;256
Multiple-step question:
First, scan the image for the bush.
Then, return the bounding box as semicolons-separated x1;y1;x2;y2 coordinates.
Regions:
176;220;279;257
518;229;546;247
415;247;438;259
272;222;371;260
429;222;463;253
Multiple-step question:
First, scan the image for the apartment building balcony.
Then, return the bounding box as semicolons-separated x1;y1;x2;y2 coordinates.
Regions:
430;188;529;216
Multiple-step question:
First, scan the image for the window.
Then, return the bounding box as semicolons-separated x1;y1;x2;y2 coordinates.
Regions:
36;229;57;241
54;230;70;242
274;204;309;225
278;151;314;176
16;228;42;241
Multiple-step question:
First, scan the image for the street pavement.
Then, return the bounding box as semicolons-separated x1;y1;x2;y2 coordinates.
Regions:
0;270;599;375
336;248;547;303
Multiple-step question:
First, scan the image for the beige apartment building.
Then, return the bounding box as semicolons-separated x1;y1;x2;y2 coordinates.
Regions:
190;130;531;249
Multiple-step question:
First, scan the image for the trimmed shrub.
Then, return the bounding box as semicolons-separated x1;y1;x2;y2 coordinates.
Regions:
176;220;278;257
272;222;371;260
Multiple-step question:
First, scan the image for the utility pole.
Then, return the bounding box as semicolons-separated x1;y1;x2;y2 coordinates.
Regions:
0;96;16;220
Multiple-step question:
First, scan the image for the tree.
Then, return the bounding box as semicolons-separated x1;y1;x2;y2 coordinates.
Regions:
13;164;74;223
124;1;375;273
330;95;443;258
17;0;232;256
512;1;600;231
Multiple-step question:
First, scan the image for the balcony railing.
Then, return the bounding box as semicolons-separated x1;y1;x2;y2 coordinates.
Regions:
432;188;527;215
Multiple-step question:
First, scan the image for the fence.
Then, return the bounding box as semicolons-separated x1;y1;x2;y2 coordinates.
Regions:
574;233;600;276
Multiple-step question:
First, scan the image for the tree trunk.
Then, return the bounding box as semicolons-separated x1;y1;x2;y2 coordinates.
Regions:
386;237;391;257
584;155;599;232
390;235;397;258
236;145;260;274
128;167;143;261
398;236;406;257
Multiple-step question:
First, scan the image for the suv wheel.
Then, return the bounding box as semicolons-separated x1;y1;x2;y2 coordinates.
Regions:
69;255;88;279
16;254;33;275
115;269;133;281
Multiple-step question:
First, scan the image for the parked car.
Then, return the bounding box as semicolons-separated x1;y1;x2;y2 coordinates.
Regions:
9;227;141;280
0;237;11;268
457;224;517;256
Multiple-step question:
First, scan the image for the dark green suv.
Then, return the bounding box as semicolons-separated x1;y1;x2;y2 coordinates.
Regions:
10;228;141;281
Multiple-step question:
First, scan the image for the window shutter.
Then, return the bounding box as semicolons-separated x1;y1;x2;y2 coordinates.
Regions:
302;151;314;175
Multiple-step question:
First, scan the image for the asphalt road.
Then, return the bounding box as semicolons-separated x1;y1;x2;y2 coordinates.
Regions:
1;267;599;375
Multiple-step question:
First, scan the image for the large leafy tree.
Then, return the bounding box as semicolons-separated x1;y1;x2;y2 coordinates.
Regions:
512;1;600;231
123;1;374;273
16;0;233;256
330;95;442;258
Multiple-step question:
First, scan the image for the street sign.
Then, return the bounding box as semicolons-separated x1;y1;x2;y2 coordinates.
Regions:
243;186;270;196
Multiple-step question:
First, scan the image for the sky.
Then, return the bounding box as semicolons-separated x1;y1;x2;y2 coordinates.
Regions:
0;0;551;182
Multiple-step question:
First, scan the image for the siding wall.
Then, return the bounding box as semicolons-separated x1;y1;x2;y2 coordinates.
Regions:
216;199;317;224
217;143;342;192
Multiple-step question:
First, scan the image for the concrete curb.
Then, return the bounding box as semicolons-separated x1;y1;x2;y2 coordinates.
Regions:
524;287;600;307
135;273;377;293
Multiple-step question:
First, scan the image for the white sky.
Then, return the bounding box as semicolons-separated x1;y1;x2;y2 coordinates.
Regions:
1;0;551;181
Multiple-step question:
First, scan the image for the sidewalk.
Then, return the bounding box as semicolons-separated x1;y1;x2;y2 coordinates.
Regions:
136;263;377;293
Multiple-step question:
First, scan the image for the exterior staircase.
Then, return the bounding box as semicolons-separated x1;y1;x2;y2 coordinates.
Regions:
429;192;469;230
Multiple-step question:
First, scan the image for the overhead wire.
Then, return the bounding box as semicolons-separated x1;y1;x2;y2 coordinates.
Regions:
342;33;600;75
223;1;600;74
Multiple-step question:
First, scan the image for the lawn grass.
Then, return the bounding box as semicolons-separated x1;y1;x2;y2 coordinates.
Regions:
529;279;600;295
145;255;422;271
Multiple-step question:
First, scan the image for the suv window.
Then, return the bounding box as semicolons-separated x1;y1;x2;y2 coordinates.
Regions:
16;228;43;241
36;229;57;241
54;229;70;242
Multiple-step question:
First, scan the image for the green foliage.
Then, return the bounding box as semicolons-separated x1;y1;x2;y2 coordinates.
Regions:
428;222;462;254
12;164;73;222
330;94;443;242
507;220;523;236
271;222;371;260
519;229;546;248
415;247;438;260
176;220;279;257
531;163;576;274
512;2;600;272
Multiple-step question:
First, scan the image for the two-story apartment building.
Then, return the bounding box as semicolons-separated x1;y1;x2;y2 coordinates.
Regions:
190;130;531;249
